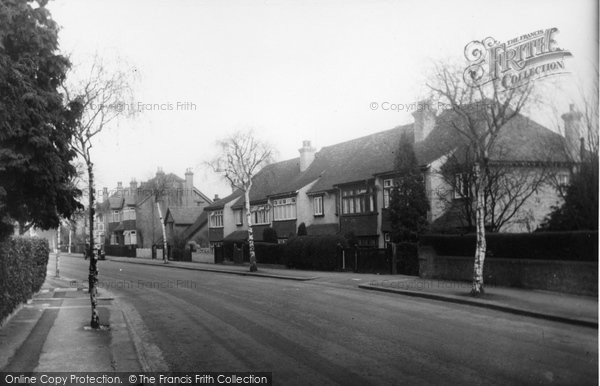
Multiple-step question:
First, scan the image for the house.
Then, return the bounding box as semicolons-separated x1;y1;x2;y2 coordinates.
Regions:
98;168;213;252
205;102;579;249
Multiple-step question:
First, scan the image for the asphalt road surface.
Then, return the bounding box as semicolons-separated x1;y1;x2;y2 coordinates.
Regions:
57;255;597;385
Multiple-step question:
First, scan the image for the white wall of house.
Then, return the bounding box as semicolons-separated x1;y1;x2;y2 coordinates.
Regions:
295;180;319;226
223;197;243;238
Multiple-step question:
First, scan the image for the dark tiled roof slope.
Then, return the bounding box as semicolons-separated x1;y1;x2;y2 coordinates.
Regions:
180;211;208;241
167;206;205;225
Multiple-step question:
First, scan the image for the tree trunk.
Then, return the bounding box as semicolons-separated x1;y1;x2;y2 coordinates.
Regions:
87;163;100;328
244;188;257;272
471;161;486;296
56;224;60;278
156;201;168;263
68;226;72;254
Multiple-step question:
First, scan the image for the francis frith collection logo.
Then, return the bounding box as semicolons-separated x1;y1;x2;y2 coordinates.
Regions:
463;27;572;89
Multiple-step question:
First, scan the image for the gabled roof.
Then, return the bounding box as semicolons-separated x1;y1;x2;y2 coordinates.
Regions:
210;106;571;207
165;206;205;225
180;211;209;241
108;196;124;209
205;190;243;211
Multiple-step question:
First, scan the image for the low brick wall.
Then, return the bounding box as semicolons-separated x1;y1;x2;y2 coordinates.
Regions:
136;248;152;258
419;246;597;296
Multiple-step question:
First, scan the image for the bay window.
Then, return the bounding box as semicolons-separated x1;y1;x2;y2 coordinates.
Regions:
273;198;296;221
251;205;270;225
341;186;374;214
209;210;223;227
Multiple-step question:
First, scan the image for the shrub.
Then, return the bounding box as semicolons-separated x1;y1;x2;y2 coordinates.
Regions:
297;222;307;236
0;237;49;321
254;242;285;265
420;231;598;261
285;235;348;271
262;227;278;243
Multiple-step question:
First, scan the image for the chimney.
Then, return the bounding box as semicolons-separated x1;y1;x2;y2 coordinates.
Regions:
185;168;194;206
213;194;220;202
130;179;138;197
562;104;584;161
412;99;437;142
102;187;108;202
156;167;165;177
117;181;123;195
298;140;316;172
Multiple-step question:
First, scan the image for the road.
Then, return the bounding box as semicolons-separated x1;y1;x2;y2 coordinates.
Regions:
57;254;597;385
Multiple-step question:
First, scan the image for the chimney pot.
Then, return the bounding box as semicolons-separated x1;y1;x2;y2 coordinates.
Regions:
213;194;219;201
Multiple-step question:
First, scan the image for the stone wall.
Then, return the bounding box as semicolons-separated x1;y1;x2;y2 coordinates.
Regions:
418;246;597;296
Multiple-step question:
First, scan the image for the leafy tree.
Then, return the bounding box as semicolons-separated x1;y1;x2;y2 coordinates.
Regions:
0;0;82;239
297;222;307;236
541;155;598;230
389;132;429;243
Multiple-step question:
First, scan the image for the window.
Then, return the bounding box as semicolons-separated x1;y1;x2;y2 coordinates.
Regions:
124;230;137;245
383;179;395;209
251;205;270;225
454;173;471;199
122;207;136;221
209;210;223;228
557;174;569;187
235;209;243;226
111;210;121;223
313;196;324;216
341;186;374;214
273;198;297;221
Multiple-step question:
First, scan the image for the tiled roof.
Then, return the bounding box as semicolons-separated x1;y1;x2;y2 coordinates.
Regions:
166;206;205;225
108;196;124;209
211;107;570;206
205;190;243;211
306;223;339;235
223;230;248;242
180;211;208;241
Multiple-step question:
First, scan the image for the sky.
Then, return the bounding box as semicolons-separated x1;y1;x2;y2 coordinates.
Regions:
48;0;599;200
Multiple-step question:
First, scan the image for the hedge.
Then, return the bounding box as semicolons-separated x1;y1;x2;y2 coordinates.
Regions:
420;231;598;261
222;241;286;265
285;235;349;270
0;237;49;322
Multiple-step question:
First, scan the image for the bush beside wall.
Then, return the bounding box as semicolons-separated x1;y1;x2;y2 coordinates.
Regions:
420;231;598;261
0;237;50;322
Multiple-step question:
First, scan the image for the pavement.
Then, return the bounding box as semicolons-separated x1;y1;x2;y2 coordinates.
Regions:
106;253;598;328
0;260;141;373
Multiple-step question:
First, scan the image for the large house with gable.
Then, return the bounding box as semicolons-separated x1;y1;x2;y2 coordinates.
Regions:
97;168;213;251
205;102;581;250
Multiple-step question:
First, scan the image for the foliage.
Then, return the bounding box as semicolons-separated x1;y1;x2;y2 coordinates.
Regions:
285;235;348;271
389;132;429;242
540;155;598;231
297;222;307;236
420;231;597;261
0;237;49;321
262;227;278;243
0;0;82;238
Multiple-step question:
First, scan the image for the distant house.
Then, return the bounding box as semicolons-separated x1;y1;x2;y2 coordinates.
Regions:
98;169;212;251
206;102;579;249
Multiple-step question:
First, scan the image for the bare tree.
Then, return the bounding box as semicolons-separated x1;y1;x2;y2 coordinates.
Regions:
437;144;555;233
151;170;170;263
427;60;535;295
208;131;274;272
62;54;136;328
